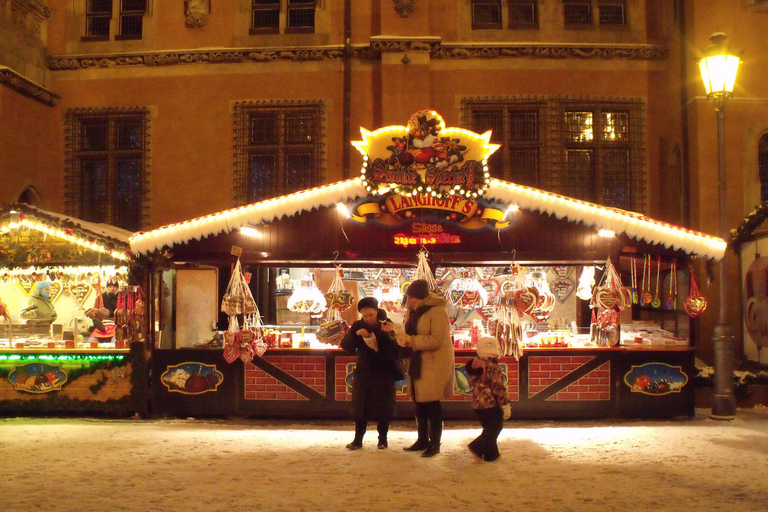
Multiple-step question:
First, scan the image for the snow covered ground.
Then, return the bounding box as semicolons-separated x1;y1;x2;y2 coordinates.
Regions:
1;408;767;512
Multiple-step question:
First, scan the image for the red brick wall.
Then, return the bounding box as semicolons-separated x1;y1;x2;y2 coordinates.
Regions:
243;355;326;401
549;361;610;401
335;357;519;402
528;356;610;401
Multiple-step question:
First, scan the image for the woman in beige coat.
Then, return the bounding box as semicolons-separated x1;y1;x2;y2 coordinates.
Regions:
384;279;455;457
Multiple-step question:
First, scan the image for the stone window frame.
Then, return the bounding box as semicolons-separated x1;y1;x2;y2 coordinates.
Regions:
64;107;151;231
233;101;325;206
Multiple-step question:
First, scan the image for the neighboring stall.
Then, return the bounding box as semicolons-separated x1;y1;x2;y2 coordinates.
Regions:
131;111;726;419
0;204;147;415
731;202;768;368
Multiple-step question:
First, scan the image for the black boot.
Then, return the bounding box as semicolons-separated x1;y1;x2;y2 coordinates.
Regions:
421;419;442;457
403;417;429;452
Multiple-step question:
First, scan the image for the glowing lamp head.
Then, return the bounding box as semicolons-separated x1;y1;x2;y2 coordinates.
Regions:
697;32;741;109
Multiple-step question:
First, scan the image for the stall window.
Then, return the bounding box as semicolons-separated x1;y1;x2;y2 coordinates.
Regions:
759;133;768;203
64;108;150;230
509;1;538;28
251;0;316;34
463;97;645;212
563;0;592;26
598;0;626;25
83;0;146;41
471;0;502;29
234;102;324;205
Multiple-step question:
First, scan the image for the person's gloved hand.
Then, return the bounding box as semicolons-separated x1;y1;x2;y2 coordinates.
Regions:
501;403;511;420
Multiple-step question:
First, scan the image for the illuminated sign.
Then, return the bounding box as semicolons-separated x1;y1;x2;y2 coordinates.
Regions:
393;223;462;247
385;194;478;218
351;110;499;199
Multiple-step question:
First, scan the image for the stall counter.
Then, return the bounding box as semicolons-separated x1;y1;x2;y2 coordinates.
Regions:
151;346;694;419
0;343;148;415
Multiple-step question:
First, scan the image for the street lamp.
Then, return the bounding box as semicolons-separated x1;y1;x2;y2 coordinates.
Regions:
697;32;741;420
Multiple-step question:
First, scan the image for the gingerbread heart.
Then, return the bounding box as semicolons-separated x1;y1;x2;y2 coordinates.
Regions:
70;283;92;307
461;290;481;308
449;288;465;306
359;282;377;298
550;278;575;304
239;330;255;345
596;289;617;309
254;340;268;357
478;267;497;280
223;331;237;345
401;268;417;281
515;289;537;317
480;279;500;301
550;266;572;279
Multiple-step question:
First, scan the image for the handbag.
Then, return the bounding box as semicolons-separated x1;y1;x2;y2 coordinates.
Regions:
392;357;408;381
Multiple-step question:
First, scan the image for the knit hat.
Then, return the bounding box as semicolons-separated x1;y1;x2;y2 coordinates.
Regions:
405;279;430;300
35;281;51;291
357;296;379;312
476;336;501;359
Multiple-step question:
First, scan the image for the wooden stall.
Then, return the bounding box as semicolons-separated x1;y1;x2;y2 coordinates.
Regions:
0;204;147;415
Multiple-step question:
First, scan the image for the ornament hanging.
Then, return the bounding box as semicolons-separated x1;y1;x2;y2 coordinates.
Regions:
684;265;708;318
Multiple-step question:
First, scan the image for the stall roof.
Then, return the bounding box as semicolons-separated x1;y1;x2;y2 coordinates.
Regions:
0;203;132;261
129;178;726;261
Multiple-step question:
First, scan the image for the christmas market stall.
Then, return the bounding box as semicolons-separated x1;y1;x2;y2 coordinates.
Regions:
0;204;147;415
130;111;726;419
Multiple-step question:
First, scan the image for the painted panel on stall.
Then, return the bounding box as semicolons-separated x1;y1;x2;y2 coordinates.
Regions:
8;363;67;393
623;363;688;396
161;362;223;395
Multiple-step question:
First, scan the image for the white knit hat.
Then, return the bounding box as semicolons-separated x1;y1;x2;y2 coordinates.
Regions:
476;336;500;359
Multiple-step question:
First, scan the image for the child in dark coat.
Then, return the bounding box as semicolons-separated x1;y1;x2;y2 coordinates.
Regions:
465;336;510;462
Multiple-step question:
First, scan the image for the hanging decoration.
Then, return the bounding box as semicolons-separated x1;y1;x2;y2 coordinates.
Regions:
489;263;525;360
447;268;488;310
652;255;662;308
375;283;406;314
221;258;265;363
667;259;678;310
287;272;327;315
684;265;708;318
593;257;629;311
414;248;439;292
324;266;354;312
576;266;596;301
641;254;652;306
221;259;256;316
630;256;639;304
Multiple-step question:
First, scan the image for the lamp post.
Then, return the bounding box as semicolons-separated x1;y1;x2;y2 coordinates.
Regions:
697;32;741;420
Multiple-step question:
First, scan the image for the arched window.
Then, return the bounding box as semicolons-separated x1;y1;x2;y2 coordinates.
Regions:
760;133;768;203
17;186;42;207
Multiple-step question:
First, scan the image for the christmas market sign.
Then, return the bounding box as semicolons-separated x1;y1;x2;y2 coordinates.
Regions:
351;110;500;199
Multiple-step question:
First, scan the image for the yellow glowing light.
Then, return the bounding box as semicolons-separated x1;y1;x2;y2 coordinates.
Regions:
240;226;261;238
598;229;616;238
336;203;351;218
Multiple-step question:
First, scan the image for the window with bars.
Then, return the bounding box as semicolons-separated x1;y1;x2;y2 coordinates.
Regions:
233;102;324;205
83;0;146;41
64;109;150;231
598;0;626;25
251;0;316;34
564;0;592;25
509;1;538;28
471;0;502;29
759;133;768;203
463;97;645;212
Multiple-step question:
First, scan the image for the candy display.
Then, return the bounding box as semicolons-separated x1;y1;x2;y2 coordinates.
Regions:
287;272;327;315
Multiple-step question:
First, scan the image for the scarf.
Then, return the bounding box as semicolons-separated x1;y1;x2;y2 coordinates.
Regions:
403;303;433;380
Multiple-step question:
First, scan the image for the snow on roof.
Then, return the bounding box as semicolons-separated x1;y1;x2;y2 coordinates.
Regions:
129;178;726;260
14;205;134;243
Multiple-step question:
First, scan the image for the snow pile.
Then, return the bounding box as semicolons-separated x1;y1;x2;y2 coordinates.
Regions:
1;410;766;512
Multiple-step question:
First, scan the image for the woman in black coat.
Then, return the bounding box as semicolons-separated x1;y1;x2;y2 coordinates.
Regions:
340;297;399;450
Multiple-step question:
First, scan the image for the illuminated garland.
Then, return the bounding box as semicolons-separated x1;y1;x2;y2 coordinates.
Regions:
0;265;128;279
0;219;131;261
